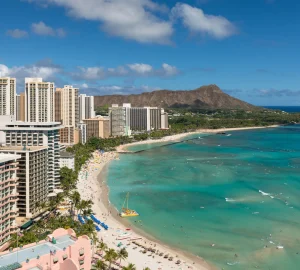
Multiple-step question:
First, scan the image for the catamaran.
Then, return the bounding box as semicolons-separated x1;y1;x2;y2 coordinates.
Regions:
120;192;139;217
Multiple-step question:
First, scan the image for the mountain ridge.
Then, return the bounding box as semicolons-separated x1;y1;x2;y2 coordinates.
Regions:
94;84;257;110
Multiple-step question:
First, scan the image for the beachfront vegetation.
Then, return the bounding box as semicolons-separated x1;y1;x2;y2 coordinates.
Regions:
122;263;136;270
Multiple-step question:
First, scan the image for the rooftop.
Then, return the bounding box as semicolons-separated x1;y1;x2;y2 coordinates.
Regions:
60;151;74;158
0;235;75;267
0;146;47;152
84;116;109;121
0;154;21;163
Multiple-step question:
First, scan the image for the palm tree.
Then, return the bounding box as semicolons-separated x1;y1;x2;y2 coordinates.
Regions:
143;268;151;270
97;241;107;256
94;259;107;270
48;199;57;211
80;220;96;239
78;199;93;215
122;263;136;270
116;247;128;266
69;191;81;218
40;201;47;211
104;248;118;270
35;201;41;213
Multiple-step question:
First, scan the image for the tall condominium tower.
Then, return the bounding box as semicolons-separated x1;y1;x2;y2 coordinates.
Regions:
55;86;79;145
0;154;20;248
109;103;168;136
16;93;25;121
25;78;55;122
78;94;95;122
0;77;16;117
0;120;62;195
0;147;48;218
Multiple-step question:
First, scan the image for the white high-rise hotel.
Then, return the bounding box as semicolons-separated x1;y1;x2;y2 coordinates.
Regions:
0;77;16;117
25;78;55;122
78;94;95;122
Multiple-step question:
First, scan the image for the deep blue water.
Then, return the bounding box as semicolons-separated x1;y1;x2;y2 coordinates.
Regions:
107;126;300;269
264;106;300;113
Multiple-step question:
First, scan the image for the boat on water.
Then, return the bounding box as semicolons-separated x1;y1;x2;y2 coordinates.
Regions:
120;192;139;217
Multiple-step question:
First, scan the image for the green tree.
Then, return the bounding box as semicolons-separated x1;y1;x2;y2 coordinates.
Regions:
116;247;128;265
122;263;136;270
60;167;78;194
94;260;107;270
97;241;108;255
104;248;118;270
69;191;81;218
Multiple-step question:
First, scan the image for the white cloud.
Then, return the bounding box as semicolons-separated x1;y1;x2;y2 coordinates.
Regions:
56;28;67;37
72;63;180;81
31;21;66;37
171;3;237;39
80;84;160;95
25;0;173;44
6;29;28;38
0;62;60;83
162;63;179;76
128;63;153;74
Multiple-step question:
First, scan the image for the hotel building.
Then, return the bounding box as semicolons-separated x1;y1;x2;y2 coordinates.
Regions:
77;122;87;144
55;86;79;146
78;94;95;122
16;93;25;121
0;119;62;194
0;146;48;218
109;103;168;136
60;151;75;170
0;154;20;248
25;78;55;122
0;77;16;117
0;228;92;270
83;116;110;140
161;109;169;129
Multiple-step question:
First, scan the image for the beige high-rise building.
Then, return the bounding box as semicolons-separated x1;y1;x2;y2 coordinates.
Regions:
83;117;110;140
0;146;48;218
55;86;79;145
16;93;25;121
25;78;55;122
0;154;20;248
0;77;16;117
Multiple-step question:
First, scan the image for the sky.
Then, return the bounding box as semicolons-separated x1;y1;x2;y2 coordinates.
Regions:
0;0;300;106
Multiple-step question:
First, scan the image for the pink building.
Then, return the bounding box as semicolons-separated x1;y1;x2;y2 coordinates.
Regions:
0;228;92;270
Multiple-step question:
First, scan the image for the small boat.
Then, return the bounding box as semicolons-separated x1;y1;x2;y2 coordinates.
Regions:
120;193;139;217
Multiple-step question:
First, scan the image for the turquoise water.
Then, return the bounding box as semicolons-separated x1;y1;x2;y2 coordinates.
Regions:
107;126;300;269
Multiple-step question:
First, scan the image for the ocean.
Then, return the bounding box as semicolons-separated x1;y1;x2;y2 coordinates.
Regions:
264;106;300;113
107;126;300;269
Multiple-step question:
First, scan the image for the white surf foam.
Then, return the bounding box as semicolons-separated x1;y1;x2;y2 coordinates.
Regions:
259;190;270;196
225;198;236;202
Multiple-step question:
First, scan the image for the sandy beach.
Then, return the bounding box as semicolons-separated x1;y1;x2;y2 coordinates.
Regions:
77;150;214;270
116;125;280;152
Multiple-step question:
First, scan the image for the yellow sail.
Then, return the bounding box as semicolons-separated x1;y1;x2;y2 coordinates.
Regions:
120;193;139;217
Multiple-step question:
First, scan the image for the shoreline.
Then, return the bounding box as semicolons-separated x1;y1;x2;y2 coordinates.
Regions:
116;125;280;152
77;151;215;270
77;125;280;269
